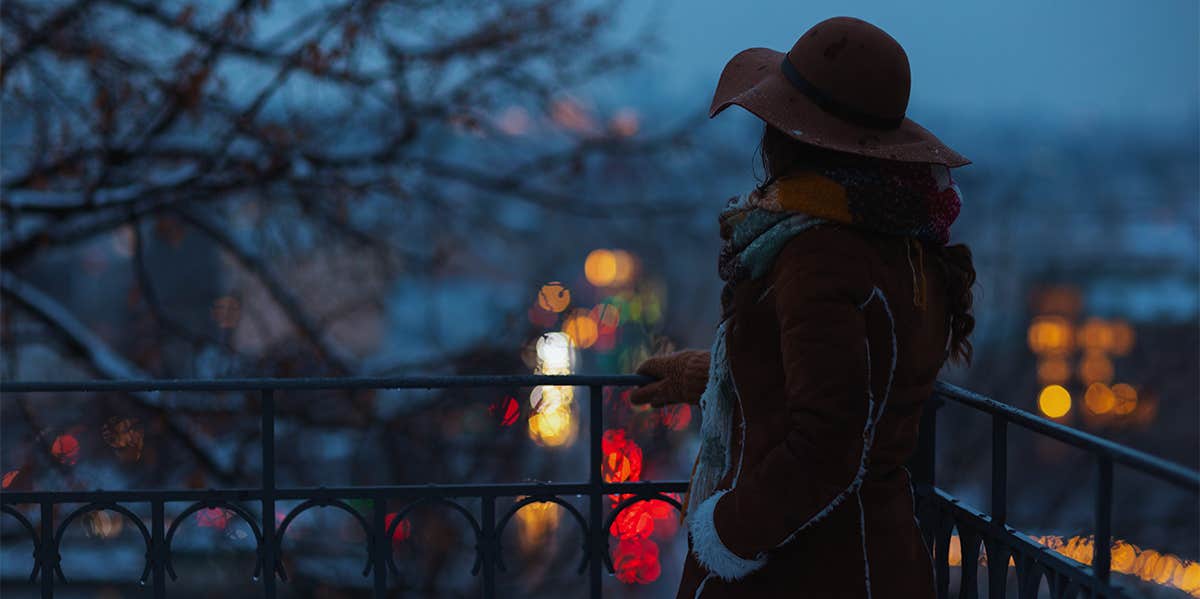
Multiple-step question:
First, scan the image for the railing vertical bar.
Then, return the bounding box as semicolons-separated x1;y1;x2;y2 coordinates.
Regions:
588;385;604;599
481;494;496;599
372;498;387;598
261;389;277;599
913;395;940;488
991;417;1008;527
1094;456;1113;585
39;500;53;599
152;500;166;597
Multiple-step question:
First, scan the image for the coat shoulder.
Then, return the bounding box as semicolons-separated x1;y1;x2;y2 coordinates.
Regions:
769;225;877;299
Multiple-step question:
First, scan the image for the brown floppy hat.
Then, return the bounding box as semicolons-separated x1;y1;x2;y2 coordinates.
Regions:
710;16;969;167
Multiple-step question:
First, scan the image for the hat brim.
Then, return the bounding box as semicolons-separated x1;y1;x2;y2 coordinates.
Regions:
710;48;970;167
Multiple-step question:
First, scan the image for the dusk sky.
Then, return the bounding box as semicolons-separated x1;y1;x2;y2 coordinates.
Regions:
622;0;1198;127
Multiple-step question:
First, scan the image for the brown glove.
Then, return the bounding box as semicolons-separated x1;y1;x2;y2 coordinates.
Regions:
630;350;710;407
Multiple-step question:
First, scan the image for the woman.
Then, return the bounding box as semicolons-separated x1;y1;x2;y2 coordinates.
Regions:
630;17;976;598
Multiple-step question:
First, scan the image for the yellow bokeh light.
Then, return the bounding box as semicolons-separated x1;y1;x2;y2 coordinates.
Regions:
514;498;561;552
562;311;598;349
528;403;576;447
1112;383;1138;415
530;385;573;412
584;249;618;287
1038;385;1072;418
1084;383;1115;414
1028;316;1073;355
1037;357;1071;385
537;282;571;313
1079;352;1114;385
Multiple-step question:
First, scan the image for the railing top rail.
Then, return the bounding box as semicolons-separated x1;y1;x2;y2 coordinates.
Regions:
934;380;1200;492
0;374;655;393
2;375;1193;491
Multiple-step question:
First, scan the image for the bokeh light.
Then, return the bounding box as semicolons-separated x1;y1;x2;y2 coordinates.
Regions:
1037;357;1071;385
585;249;618;287
1028;316;1073;355
1112;383;1139;415
537;282;571;313
1078;352;1114;385
1084;383;1115;415
1038;385;1072;418
562;310;598;349
528;402;576;447
514;499;562;552
535;332;574;372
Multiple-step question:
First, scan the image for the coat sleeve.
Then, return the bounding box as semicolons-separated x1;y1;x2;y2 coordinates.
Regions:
688;232;891;581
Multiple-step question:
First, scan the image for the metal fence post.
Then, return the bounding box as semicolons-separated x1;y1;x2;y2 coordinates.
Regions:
39;500;53;599
991;417;1008;527
481;495;496;599
988;416;1009;599
588;385;604;599
152;500;166;597
372;499;388;598
261;389;277;598
1095;456;1113;585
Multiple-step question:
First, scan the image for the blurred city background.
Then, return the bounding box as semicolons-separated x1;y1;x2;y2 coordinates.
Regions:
1;0;1197;597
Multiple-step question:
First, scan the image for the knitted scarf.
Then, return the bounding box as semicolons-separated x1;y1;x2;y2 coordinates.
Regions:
686;161;962;521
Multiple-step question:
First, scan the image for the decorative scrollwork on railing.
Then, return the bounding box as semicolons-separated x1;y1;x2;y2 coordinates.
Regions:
386;497;484;579
494;495;589;575
275;498;373;582
600;492;683;575
53;502;153;585
1;504;40;582
164;500;265;582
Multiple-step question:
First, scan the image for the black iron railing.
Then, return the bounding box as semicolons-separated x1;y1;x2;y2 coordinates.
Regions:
912;381;1200;599
1;376;1197;598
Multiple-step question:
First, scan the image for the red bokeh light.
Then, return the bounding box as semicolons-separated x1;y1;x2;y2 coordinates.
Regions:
601;429;642;483
51;434;80;465
385;513;411;546
658;404;692;431
2;470;18;489
613;537;662;584
196;508;230;530
603;431;672;584
489;396;520;427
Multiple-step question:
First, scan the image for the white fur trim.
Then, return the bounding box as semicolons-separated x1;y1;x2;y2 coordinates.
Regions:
688;489;766;581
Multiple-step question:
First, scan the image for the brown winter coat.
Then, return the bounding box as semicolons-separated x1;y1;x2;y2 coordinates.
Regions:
676;225;948;598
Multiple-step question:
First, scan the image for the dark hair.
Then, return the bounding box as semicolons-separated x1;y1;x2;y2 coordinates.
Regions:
758;125;976;365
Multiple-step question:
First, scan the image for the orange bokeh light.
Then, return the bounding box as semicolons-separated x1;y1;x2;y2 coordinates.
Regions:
1112;383;1138;415
1078;352;1114;385
1084;383;1115;415
1027;316;1073;355
562;310;599;349
585;249;618;287
1038;385;1071;418
1037;357;1071;385
537;282;571;313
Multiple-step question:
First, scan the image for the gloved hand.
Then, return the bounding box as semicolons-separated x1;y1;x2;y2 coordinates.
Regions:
630;350;711;407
